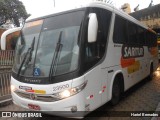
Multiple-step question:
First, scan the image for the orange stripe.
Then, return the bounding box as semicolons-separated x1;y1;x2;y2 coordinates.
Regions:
150;47;158;56
121;57;135;68
127;61;140;74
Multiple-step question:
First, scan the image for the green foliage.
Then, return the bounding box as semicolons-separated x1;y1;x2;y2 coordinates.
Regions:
0;0;30;27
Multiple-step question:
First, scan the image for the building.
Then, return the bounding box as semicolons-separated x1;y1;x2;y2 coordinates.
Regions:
121;3;131;14
130;4;160;33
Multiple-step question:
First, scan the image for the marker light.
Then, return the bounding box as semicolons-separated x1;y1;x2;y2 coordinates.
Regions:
11;85;16;92
53;81;87;100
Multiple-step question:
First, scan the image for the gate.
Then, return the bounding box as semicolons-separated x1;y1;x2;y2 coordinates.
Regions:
0;72;12;103
0;50;15;69
0;50;15;103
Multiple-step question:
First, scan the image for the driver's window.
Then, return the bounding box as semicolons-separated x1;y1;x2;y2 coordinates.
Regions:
84;8;112;71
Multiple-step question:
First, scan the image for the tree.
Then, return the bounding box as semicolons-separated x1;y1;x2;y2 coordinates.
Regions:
0;0;30;27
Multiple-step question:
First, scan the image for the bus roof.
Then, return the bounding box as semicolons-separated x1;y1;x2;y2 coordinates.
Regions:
26;2;114;22
26;2;150;31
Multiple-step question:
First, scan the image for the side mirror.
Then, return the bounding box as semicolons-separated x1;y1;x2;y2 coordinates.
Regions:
1;27;22;50
88;13;98;43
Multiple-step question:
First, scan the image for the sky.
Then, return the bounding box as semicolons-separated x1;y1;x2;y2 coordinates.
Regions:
20;0;160;18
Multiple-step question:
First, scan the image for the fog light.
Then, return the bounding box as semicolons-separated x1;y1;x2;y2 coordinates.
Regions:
71;106;77;113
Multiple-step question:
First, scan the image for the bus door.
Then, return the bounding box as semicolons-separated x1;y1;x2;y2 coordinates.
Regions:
83;8;112;111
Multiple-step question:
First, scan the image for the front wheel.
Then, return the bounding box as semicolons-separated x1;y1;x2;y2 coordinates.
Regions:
111;79;121;105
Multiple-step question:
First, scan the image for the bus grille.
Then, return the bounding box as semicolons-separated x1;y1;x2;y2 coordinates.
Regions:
14;90;60;102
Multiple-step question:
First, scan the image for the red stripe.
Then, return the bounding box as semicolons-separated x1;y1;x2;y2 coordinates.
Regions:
26;90;34;93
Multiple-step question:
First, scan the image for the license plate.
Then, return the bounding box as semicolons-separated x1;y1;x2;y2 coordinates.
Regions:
28;104;40;110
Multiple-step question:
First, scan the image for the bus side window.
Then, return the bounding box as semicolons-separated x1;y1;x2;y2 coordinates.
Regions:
137;26;145;45
113;15;128;44
146;31;157;47
84;8;111;71
127;22;138;45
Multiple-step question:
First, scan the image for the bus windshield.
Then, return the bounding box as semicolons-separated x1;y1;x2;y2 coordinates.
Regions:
13;10;84;78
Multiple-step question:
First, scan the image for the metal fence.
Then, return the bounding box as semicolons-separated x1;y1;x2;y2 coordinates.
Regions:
0;50;15;68
0;72;12;103
0;50;15;103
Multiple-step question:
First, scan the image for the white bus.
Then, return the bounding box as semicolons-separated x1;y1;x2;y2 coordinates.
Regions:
2;2;158;117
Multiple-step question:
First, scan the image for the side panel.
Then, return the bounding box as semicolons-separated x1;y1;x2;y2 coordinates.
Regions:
101;67;108;104
101;11;114;104
84;65;102;111
82;7;113;109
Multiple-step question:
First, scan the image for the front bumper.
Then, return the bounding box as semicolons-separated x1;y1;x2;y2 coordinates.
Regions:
12;90;86;117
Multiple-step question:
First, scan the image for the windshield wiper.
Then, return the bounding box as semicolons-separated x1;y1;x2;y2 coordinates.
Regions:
49;31;63;80
17;37;35;77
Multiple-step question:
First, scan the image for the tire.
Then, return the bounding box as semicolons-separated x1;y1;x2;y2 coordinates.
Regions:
111;79;121;105
149;65;154;80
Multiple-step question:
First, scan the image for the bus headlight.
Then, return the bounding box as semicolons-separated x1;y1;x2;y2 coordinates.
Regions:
60;90;71;98
53;81;87;100
11;85;16;92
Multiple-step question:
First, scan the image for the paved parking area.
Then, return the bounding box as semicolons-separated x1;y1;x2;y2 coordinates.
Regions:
0;69;160;120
